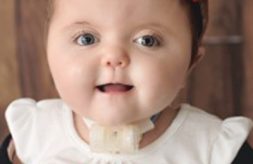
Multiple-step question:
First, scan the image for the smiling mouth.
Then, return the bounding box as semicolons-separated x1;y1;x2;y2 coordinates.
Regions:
96;83;134;93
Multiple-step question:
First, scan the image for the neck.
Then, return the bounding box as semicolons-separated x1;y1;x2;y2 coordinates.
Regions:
74;105;180;150
139;105;179;148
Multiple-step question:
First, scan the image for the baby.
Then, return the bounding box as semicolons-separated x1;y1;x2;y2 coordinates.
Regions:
3;0;253;163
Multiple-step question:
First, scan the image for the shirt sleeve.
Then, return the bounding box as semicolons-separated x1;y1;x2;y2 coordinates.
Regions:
210;117;253;164
5;98;38;163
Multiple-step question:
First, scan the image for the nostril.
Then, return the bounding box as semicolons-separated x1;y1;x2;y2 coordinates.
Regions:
106;61;123;67
106;61;111;66
102;55;130;68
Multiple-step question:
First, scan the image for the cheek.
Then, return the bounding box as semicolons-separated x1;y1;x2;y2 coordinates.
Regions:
132;54;189;107
47;44;97;88
47;51;98;113
50;58;83;92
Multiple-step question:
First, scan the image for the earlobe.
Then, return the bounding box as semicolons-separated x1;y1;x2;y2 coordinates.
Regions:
187;46;206;74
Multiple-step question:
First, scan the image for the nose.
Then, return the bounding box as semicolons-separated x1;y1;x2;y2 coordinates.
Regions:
101;47;130;69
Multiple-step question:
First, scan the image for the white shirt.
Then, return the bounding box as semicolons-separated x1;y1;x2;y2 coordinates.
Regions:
5;98;253;164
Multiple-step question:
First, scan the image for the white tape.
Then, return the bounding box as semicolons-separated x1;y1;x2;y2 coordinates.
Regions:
83;118;154;154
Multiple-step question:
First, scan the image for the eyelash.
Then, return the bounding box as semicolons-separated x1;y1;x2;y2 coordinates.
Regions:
73;32;162;48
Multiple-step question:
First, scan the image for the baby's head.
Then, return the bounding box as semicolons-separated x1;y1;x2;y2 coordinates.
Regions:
46;0;208;126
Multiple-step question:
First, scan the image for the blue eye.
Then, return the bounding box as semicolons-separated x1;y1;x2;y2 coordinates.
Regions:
76;33;97;46
135;35;160;47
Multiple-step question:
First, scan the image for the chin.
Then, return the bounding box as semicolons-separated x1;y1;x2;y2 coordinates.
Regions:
91;107;137;126
93;114;136;127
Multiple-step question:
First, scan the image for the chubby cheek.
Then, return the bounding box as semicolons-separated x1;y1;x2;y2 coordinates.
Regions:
48;52;98;116
133;56;189;113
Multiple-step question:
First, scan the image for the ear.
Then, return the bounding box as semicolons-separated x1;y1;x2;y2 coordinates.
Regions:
180;47;206;89
187;46;206;75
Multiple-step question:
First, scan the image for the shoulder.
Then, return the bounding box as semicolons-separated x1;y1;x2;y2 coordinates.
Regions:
5;98;64;125
182;104;252;133
5;98;67;134
210;116;252;163
5;98;67;163
182;104;253;163
182;104;220;122
5;98;63;113
181;104;223;136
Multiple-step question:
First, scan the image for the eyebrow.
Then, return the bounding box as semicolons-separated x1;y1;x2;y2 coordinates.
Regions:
135;22;174;35
72;21;91;26
62;21;94;31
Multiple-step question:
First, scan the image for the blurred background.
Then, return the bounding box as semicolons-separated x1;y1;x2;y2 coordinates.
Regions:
0;0;253;144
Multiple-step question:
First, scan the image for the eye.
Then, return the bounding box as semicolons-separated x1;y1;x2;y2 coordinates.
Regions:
75;33;97;46
135;35;160;47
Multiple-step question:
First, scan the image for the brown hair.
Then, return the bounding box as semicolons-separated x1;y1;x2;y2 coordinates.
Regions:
45;0;208;63
188;1;208;65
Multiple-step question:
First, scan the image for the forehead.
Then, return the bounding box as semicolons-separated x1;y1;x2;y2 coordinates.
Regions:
51;0;188;28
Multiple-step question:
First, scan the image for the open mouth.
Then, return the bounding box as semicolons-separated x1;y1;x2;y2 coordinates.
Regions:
96;83;134;93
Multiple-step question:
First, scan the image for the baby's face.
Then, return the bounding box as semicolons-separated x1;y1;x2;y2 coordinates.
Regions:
47;0;192;126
